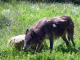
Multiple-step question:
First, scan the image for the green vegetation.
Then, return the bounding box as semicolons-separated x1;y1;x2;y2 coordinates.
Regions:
0;1;80;60
1;0;80;4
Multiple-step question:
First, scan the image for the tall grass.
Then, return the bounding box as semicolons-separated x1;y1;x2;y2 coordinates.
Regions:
0;1;80;60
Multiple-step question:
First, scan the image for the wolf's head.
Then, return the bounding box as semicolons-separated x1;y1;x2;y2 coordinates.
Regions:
23;29;37;51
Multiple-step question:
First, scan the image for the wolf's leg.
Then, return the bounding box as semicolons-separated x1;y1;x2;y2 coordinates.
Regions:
50;38;54;53
71;35;75;47
49;33;54;53
67;22;75;47
35;42;42;53
68;33;75;47
62;34;69;46
67;33;70;41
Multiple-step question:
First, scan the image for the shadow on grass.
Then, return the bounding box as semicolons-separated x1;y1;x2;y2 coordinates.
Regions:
56;44;80;53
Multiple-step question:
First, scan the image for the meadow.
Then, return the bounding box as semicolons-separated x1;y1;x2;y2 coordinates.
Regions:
0;1;80;60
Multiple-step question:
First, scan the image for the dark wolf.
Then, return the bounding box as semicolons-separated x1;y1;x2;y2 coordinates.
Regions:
23;16;75;53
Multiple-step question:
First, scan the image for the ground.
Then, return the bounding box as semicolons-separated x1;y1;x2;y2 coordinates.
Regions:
0;1;80;60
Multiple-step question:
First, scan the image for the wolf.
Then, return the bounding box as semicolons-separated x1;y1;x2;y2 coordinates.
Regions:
23;16;75;53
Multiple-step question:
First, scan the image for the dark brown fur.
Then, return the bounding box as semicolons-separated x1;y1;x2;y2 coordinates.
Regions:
23;16;75;53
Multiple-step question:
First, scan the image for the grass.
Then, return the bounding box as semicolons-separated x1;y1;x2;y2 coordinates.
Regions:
0;1;80;60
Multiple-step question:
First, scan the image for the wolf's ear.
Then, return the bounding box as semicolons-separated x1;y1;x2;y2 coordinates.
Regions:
26;29;29;34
